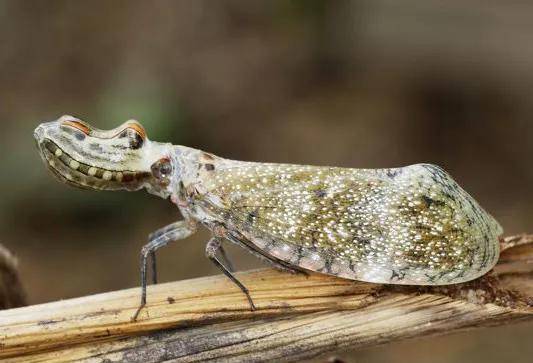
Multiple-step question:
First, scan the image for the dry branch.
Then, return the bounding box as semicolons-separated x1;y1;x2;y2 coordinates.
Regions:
0;243;26;310
0;235;532;362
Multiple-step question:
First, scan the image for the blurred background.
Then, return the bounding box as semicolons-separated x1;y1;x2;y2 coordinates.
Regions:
1;1;532;362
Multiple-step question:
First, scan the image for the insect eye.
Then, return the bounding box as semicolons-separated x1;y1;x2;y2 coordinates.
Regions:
151;158;172;183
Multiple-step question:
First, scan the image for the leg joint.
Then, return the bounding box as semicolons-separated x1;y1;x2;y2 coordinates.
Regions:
205;237;222;258
141;245;152;257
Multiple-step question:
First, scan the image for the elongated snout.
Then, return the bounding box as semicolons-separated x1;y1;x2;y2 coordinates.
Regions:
34;116;152;191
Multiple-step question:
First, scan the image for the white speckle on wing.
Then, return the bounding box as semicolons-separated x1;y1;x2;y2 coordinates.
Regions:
197;161;502;286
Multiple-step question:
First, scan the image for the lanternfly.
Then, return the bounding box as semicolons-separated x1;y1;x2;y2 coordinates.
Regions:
34;116;503;320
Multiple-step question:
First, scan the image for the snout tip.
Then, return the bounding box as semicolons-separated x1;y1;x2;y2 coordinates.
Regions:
33;125;44;143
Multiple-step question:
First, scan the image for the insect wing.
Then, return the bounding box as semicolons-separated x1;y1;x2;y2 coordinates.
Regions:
200;162;502;285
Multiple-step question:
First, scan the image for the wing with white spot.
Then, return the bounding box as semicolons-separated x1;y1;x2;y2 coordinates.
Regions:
199;161;502;285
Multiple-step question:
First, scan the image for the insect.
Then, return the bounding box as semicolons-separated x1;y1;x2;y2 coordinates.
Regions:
34;116;503;320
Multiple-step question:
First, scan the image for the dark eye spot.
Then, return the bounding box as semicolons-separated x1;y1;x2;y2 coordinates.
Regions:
315;189;327;198
61;125;86;141
129;132;144;149
205;163;215;171
119;129;144;149
247;210;258;224
73;130;86;141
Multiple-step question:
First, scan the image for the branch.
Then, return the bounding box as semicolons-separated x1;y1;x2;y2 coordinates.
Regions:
0;243;26;310
1;235;532;362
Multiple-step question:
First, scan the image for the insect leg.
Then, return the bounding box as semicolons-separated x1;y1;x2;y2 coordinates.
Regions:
218;244;235;272
148;221;188;284
205;237;256;311
150;251;157;284
132;220;196;321
226;235;308;276
147;221;196;284
257;256;307;275
148;220;187;241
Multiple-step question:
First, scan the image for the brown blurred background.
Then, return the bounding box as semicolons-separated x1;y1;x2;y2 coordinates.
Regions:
1;1;532;362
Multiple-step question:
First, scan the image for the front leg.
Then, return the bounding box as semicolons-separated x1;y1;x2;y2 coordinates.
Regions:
148;220;189;241
132;220;196;321
148;221;192;284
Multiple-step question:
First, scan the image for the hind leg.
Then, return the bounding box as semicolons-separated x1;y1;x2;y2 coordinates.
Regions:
206;237;256;311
